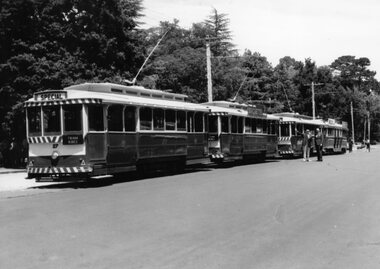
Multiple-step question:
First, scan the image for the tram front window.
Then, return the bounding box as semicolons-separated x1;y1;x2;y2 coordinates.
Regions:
209;116;218;133
63;105;82;132
280;124;290;137
27;107;42;136
43;106;61;135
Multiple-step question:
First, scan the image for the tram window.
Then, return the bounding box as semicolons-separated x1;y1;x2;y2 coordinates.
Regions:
221;116;229;133
140;107;152;130
153;109;164;131
187;112;194;132
256;119;263;133
63;105;82;132
195;113;204;132
269;121;275;135
177;111;186;131
263;120;268;134
88;105;104;131
124;106;136;132
165;109;175;131
108;105;123;131
43;106;61;135
238;117;243;133
27;107;41;136
209;116;218;133
245;118;252;133
291;124;296;136
231;116;237;133
280;124;290;136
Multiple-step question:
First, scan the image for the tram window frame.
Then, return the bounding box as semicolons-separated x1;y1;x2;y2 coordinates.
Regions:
140;107;152;131
165;109;176;131
63;104;83;133
27;106;42;136
237;117;243;134
177;110;186;131
252;118;258;133
245;118;252;133
43;106;61;135
187;111;194;132
221;116;229;133
124;106;136;132
256;119;263;134
208;116;218;133
231;116;238;133
108;105;123;132
263;120;268;134
153;108;165;131
194;112;204;132
88;105;105;132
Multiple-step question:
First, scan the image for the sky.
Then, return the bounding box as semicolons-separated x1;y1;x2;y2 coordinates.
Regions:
141;0;380;79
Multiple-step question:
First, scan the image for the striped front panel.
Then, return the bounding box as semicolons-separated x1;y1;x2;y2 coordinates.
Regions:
28;136;62;144
278;137;291;141
24;98;102;107
279;150;294;155
210;154;224;159
27;166;93;174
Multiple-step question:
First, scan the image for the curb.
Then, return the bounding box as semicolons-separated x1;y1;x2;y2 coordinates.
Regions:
0;170;26;175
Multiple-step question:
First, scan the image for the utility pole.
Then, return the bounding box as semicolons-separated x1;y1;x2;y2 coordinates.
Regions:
206;40;213;103
368;111;371;141
350;101;355;143
307;82;323;120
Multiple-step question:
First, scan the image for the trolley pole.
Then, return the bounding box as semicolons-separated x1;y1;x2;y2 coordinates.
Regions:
206;40;213;103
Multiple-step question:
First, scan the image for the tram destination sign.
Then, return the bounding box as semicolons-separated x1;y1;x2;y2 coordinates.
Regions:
34;91;67;101
62;135;84;145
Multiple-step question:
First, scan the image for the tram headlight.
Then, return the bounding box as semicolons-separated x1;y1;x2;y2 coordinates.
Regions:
51;151;59;160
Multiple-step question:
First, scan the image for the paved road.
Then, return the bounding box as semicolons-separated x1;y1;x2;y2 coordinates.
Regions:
1;149;380;268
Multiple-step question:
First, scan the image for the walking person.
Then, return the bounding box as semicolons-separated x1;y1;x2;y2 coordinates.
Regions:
302;129;311;161
314;128;323;161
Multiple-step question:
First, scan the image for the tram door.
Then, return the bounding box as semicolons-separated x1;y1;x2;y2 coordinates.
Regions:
106;105;137;167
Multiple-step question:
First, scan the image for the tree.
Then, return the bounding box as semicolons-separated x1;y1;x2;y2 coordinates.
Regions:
0;0;144;147
204;8;235;56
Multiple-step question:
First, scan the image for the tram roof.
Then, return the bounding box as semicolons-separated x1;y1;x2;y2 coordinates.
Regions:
202;101;272;119
25;83;209;112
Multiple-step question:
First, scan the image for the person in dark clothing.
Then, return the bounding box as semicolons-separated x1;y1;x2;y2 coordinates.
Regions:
314;128;323;161
348;137;353;153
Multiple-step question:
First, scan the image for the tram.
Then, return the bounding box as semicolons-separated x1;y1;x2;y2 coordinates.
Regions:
275;112;348;157
25;83;210;180
202;101;279;163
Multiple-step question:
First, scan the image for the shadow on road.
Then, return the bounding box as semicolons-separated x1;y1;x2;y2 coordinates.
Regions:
28;165;213;190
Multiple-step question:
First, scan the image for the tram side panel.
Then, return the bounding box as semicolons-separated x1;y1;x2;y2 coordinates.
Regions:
137;132;187;168
187;133;208;163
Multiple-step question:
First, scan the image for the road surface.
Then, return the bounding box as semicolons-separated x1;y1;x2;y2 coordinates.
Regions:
1;148;380;268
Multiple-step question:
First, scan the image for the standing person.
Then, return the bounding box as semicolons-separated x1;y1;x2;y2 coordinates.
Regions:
348;137;353;153
365;138;371;152
302;129;311;161
314;128;323;161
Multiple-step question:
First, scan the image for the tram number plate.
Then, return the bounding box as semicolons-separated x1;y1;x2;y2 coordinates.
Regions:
62;135;83;145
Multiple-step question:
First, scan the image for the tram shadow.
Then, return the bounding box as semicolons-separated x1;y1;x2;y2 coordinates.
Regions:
213;158;280;169
29;164;213;190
